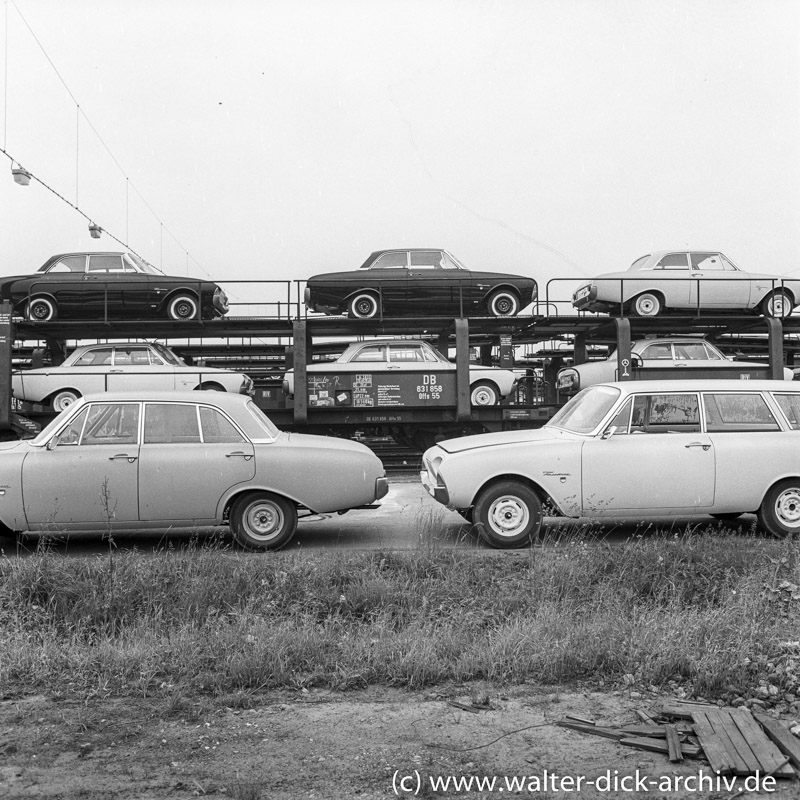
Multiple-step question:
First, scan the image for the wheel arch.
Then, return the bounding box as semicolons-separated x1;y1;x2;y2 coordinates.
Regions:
45;387;81;403
758;287;796;312
757;474;800;510
469;473;563;516
480;283;522;307
161;287;200;311
221;487;305;521
626;288;665;310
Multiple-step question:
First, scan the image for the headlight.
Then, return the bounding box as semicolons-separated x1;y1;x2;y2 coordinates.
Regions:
304;287;314;310
213;286;230;312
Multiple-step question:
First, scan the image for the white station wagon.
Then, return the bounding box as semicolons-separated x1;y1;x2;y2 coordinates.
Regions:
13;342;253;412
0;391;388;550
421;379;800;548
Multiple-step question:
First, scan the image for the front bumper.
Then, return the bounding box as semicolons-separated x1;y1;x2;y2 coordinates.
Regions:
571;283;597;310
420;469;449;505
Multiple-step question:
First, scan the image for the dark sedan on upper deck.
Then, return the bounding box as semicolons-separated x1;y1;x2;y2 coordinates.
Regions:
304;249;537;319
0;252;229;321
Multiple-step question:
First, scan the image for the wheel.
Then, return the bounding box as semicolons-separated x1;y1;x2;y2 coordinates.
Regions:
197;382;225;392
487;290;520;317
761;290;793;319
230;492;298;550
25;296;57;321
631;292;663;317
472;481;543;549
470;381;500;406
348;292;380;319
711;512;743;522
758;480;800;539
51;389;81;413
167;294;199;320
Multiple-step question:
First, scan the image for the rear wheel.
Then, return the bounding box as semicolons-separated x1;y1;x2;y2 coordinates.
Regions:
758;480;800;539
631;292;663;317
51;389;81;412
230;492;298;550
472;481;543;549
167;294;199;320
348;292;380;319
197;382;225;391
26;296;57;321
487;290;520;317
761;289;793;319
470;381;500;406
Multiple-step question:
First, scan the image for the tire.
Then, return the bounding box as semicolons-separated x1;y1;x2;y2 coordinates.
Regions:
711;513;743;522
757;480;800;539
487;290;520;317
472;481;543;549
761;290;793;319
25;296;57;322
230;492;298;550
348;292;380;319
631;292;663;317
51;389;81;413
470;380;500;406
457;508;474;523
197;382;225;392
167;294;199;320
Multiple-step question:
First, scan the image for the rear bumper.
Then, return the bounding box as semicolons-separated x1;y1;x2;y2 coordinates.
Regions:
375;476;389;500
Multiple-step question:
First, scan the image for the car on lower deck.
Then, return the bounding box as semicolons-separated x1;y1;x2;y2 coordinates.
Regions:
556;337;793;394
13;341;253;412
282;339;519;406
0;391;388;550
571;250;800;318
304;248;537;319
421;379;800;548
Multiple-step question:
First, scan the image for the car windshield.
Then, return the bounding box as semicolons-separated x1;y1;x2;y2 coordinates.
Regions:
547;385;621;434
127;252;164;275
151;343;185;366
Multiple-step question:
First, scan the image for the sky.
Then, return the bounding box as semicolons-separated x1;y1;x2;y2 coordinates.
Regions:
0;0;799;310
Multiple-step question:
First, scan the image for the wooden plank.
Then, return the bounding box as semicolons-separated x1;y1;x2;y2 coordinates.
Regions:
659;701;717;719
665;724;683;763
636;709;657;723
694;709;758;776
691;711;735;776
753;712;800;772
616;723;694;738
555;721;625;740
618;736;701;759
729;708;795;778
564;714;596;726
712;709;768;775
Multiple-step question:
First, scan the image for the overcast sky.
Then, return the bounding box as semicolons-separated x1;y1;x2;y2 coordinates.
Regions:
1;0;798;306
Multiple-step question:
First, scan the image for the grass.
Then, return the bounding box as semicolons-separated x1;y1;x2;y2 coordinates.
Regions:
0;528;798;704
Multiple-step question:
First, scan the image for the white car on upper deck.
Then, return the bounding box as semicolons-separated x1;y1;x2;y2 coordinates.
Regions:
422;379;800;548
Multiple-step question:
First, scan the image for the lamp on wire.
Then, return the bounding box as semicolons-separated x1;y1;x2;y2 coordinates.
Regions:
88;223;102;239
11;163;31;186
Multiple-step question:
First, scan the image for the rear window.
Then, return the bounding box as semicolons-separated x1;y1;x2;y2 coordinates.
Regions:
704;393;780;432
772;394;800;430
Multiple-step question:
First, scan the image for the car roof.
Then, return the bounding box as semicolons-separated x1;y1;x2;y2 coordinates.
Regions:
78;390;250;408
343;338;431;347
600;379;794;392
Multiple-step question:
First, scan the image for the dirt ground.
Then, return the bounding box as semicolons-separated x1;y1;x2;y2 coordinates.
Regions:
1;684;797;799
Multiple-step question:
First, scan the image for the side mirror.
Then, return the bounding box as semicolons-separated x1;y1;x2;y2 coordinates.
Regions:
601;425;617;440
631;354;643;369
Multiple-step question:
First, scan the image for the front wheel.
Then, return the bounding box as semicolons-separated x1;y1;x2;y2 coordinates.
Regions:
631;292;663;317
487;290;520;317
761;290;793;319
472;481;543;549
470;381;500;406
51;389;81;413
167;294;199;320
26;296;57;322
348;292;380;319
230;492;298;550
758;480;800;539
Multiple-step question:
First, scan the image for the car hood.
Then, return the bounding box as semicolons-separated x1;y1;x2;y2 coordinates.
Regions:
281;431;379;457
0;439;28;453
436;426;569;454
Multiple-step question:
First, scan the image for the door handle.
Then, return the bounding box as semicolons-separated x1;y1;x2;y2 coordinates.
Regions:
226;451;253;460
109;453;138;462
685;442;710;451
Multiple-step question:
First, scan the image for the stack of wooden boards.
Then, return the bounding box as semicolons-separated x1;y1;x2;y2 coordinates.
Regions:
557;700;800;781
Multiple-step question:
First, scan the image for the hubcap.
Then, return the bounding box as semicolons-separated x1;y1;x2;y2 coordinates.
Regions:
637;297;657;315
472;388;495;406
32;304;50;320
356;299;374;316
245;501;283;541
775;488;800;528
494;297;513;315
175;301;194;318
771;296;787;316
487;495;529;537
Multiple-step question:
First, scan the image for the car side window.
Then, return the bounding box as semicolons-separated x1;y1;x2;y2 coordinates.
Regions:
129;348;151;366
703;393;780;432
47;255;87;273
674;343;708;360
74;348;113;367
655;253;689;270
88;255;125;273
389;346;424;362
606;398;633;434
369;252;407;269
81;403;140;445
630;393;700;433
440;252;461;270
144;404;201;444
53;407;89;446
691;253;722;270
410;251;444;269
773;394;800;430
641;343;672;360
352;346;386;362
199;406;247;443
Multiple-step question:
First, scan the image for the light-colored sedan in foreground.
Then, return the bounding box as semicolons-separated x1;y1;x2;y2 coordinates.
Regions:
0;391;388;550
556;337;793;394
572;250;800;317
13;342;253;412
283;338;519;406
422;379;800;548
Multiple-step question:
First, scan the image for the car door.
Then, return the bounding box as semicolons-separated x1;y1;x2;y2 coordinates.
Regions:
641;252;692;308
82;254;132;317
21;402;141;525
580;392;715;513
105;346;177;392
137;402;255;521
407;250;464;315
687;252;751;309
26;254;88;318
364;251;409;313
